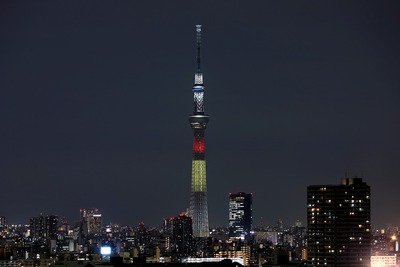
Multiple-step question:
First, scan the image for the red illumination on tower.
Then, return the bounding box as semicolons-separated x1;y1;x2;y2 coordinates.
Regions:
193;137;205;154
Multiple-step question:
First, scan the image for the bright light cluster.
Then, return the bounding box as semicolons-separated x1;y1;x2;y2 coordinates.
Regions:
193;137;205;153
191;160;206;192
100;246;111;255
371;255;396;267
193;91;204;113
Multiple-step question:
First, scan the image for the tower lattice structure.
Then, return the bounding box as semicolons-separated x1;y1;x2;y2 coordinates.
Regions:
188;25;209;238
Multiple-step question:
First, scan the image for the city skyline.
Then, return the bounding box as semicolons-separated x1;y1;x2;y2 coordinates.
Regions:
1;1;400;227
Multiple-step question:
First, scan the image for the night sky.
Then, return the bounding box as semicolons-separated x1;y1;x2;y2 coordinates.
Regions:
1;1;400;228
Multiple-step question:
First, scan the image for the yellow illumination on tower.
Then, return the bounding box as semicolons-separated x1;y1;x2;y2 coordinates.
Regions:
191;160;206;192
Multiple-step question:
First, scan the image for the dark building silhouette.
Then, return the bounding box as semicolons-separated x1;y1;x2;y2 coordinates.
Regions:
307;177;371;267
46;215;58;240
30;215;45;241
29;214;58;241
170;214;193;255
229;192;252;241
0;216;6;229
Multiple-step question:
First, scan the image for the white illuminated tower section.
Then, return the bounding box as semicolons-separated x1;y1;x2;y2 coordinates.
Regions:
189;25;209;238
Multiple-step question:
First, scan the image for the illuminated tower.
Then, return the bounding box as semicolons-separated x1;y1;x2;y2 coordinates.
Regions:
189;25;210;238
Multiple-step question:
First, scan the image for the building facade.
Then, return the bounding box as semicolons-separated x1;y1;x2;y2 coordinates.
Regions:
307;177;371;267
80;208;102;236
229;192;252;241
171;214;193;255
188;25;210;238
29;214;58;241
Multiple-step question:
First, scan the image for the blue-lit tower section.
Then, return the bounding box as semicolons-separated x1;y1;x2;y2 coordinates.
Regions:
189;25;210;238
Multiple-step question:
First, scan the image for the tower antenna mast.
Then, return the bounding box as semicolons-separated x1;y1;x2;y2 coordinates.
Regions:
194;25;203;86
196;25;202;73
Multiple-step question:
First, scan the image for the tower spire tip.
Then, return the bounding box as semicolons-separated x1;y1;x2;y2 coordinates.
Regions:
195;25;203;85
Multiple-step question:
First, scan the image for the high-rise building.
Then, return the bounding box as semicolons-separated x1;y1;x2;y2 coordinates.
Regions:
170;214;193;255
46;215;58;240
307;177;371;267
30;215;45;241
0;216;6;229
80;208;102;235
29;214;58;241
229;192;253;241
188;25;210;238
162;218;173;253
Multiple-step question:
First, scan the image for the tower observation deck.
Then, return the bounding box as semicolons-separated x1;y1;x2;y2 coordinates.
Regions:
189;25;209;238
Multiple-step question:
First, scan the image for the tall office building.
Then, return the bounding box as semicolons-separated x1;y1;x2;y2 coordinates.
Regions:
307;178;371;267
0;216;6;229
188;25;210;238
229;192;253;241
80;208;102;235
29;214;58;241
30;215;45;241
168;214;193;255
